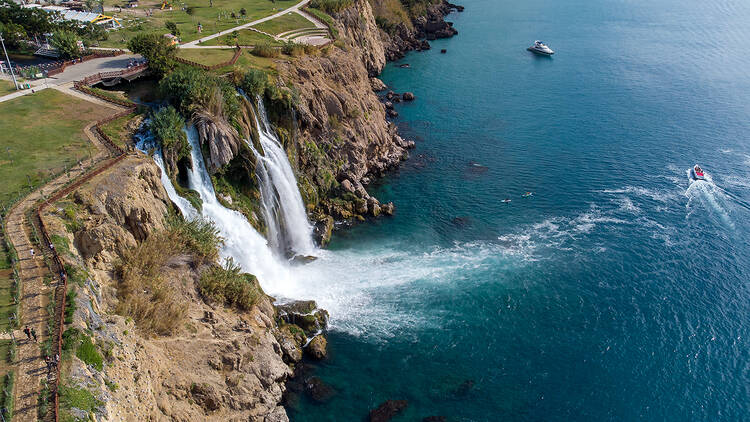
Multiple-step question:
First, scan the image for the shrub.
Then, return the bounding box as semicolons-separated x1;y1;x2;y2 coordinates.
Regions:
198;258;262;311
309;0;354;14
64;289;77;324
251;42;279;58
148;106;190;174
165;21;180;37
159;67;240;121
240;68;268;97
76;335;103;371
1;372;13;420
116;215;222;334
59;384;102;414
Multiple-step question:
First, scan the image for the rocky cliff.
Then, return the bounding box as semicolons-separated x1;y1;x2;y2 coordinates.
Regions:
42;156;312;421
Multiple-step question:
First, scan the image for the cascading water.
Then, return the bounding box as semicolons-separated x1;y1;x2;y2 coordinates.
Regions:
181;125;293;285
247;99;316;258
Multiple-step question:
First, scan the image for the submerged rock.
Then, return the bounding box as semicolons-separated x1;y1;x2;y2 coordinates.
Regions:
423;417;446;422
369;400;408;422
305;376;335;403
277;301;328;336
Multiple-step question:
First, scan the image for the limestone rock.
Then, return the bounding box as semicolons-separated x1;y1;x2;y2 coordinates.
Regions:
370;77;387;92
403;92;415;101
305;335;327;360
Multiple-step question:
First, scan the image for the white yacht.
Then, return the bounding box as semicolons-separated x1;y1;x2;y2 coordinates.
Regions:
527;40;554;55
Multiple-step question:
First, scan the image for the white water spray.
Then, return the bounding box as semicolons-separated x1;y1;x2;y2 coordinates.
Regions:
182;125;294;285
248;100;316;257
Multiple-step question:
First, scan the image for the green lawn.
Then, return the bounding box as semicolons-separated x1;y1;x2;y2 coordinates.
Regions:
98;0;300;48
253;11;314;35
0;340;11;374
0;89;112;208
0;80;18;97
210;49;282;74
176;47;237;65
201;29;281;47
98;114;139;149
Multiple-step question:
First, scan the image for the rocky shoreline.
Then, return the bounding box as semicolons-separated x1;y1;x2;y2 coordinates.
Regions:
39;1;463;421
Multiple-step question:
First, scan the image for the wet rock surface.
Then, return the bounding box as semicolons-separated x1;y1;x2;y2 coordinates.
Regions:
369;400;409;422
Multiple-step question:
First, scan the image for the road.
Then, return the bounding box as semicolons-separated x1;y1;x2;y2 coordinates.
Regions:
0;54;140;103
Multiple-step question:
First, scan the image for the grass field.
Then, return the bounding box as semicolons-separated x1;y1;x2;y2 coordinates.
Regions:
176;47;237;65
202;29;281;46
0;89;112;208
253;11;315;35
99;0;301;48
98;114;139;148
0;80;18;97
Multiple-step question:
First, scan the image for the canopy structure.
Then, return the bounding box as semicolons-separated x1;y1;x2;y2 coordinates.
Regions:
22;4;122;28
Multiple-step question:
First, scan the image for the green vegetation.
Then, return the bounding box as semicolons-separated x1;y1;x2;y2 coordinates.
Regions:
0;80;16;96
198;258;262;311
148;106;190;172
0;89;110;208
50;30;80;59
98;112;139;149
309;0;354;14
1;371;14;420
49;234;71;256
159;66;240;121
59;383;102;420
128;33;177;76
176;47;237;66
62;327;103;370
305;7;339;39
98;0;300;48
254;11;315;35
64;289;77;324
251;41;280;58
116;215;222;334
203;28;281;47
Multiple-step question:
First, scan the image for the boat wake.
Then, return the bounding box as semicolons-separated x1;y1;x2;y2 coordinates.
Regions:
685;169;736;229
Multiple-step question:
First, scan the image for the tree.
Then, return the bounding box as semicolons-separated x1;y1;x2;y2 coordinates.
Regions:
50;30;80;59
239;7;246;17
127;33;176;76
165;21;180;37
0;21;27;49
83;23;108;45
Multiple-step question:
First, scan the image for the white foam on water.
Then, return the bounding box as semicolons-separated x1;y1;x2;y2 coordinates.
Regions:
685;169;736;229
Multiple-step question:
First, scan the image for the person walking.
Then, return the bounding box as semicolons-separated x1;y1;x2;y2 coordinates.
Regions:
45;355;52;373
29;248;34;258
30;327;37;342
23;325;31;339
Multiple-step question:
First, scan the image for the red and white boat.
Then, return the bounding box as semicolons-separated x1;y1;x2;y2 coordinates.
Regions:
690;164;705;181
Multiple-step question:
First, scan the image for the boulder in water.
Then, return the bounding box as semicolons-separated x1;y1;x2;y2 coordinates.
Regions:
370;77;387;92
290;255;318;265
381;202;395;216
385;101;394;110
277;301;329;336
403;92;415;101
305;335;327;360
369;400;408;422
423;417;446;422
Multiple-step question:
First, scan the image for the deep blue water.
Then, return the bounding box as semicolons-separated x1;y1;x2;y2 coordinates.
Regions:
288;0;750;420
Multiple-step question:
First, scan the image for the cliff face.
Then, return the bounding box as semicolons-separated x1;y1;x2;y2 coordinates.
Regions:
43;156;295;422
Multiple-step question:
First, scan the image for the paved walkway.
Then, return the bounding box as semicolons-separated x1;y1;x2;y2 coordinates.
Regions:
181;0;311;46
0;54;140;103
5;98;110;422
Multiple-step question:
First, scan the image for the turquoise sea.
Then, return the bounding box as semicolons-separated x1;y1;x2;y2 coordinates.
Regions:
288;0;750;419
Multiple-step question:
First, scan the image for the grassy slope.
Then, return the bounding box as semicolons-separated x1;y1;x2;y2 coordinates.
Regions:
253;11;315;35
201;29;281;46
176;47;237;65
0;80;17;97
99;0;300;48
98;114;138;149
0;89;111;207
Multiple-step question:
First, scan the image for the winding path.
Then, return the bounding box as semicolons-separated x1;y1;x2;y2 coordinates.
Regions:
4;97;119;421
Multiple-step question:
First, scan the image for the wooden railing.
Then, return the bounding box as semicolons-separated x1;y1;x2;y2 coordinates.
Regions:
41;75;135;422
46;50;127;77
174;46;242;70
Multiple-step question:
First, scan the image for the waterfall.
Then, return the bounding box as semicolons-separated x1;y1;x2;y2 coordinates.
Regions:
247;100;316;258
181;125;293;284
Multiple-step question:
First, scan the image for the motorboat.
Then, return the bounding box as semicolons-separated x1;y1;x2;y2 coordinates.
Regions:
522;192;533;197
527;40;554;55
501;198;512;203
690;164;705;181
